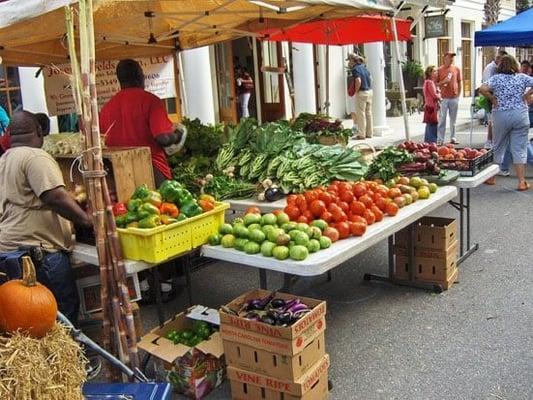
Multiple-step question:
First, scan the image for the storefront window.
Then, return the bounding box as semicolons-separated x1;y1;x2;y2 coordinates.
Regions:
0;66;23;116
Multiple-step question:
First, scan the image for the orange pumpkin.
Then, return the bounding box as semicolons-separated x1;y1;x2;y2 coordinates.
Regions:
0;256;57;338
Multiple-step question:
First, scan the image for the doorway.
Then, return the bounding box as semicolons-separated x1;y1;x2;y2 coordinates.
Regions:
258;41;285;122
214;42;237;123
232;37;258;121
461;22;473;97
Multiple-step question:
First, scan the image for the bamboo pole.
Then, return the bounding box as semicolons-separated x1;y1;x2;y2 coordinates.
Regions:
64;0;139;376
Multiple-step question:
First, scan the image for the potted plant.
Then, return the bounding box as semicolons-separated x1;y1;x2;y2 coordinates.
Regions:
401;60;424;97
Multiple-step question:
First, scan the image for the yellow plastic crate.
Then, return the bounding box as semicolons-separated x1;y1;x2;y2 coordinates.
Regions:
118;202;230;263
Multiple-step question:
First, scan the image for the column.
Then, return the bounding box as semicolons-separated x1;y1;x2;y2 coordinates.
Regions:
364;42;390;137
292;43;317;115
327;46;347;119
181;46;216;123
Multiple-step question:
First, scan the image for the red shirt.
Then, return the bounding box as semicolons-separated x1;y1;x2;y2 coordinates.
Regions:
99;87;174;179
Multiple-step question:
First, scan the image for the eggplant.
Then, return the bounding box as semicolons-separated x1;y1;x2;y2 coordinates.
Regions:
270;298;286;309
265;187;284;202
292;309;312;320
276;312;293;326
246;300;264;311
245;311;261;321
287;303;310;314
261;315;276;325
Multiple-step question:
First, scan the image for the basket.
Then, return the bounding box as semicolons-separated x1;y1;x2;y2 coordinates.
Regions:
318;135;348;146
439;148;493;177
117;202;230;263
351;142;378;164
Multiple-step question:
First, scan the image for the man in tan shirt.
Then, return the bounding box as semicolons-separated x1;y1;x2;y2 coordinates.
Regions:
437;52;462;145
0;111;91;323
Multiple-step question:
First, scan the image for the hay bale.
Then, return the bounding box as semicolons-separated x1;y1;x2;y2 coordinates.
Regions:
0;323;87;400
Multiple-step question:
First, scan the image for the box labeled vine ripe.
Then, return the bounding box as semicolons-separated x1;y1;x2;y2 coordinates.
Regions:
219;289;327;356
228;354;330;400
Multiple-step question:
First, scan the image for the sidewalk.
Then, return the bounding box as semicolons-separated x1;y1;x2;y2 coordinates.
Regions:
343;97;478;148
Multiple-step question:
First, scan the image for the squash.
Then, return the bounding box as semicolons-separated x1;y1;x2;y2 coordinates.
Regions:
0;256;58;338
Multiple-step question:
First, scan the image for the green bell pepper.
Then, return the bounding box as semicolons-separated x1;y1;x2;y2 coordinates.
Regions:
127;198;143;212
138;215;161;229
180;200;203;217
176;214;187;222
147;191;162;207
131;184;152;201
115;215;127;228
124;211;138;225
139;202;160;215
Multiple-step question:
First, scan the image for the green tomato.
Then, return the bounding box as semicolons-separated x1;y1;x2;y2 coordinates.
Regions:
221;234;236;248
244;241;261;254
319;236;332;249
261;241;277;257
290;245;309;261
207;233;222;246
219;223;233;235
261;213;277;226
272;245;290;260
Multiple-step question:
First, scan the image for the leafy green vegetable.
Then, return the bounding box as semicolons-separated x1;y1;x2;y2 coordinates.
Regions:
365;147;414;182
203;176;257;200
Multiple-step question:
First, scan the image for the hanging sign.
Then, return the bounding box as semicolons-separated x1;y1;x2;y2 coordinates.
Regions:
43;56;176;116
424;15;446;39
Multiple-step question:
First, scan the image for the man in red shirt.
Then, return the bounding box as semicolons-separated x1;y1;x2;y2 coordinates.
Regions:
100;59;182;186
437;52;462;145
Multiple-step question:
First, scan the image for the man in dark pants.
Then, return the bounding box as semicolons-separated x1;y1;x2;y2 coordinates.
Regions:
0;111;92;324
99;59;184;186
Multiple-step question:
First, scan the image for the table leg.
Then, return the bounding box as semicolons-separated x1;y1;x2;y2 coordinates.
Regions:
152;266;165;326
259;269;267;289
327;271;332;282
459;188;465;257
281;273;296;293
466;188;471;251
183;254;193;306
457;187;479;265
364;228;441;292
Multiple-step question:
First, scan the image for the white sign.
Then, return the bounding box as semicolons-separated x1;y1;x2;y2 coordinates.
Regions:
43;56;176;116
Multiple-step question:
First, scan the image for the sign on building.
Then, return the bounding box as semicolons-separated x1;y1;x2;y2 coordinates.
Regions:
424;15;446;39
43;56;176;116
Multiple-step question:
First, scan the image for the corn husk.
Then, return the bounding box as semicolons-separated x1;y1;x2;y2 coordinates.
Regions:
0;323;87;400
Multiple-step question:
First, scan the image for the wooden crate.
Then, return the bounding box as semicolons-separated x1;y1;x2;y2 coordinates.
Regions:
55;146;155;203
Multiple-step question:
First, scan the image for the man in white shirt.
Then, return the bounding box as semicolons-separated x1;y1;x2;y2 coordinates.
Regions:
482;50;507;150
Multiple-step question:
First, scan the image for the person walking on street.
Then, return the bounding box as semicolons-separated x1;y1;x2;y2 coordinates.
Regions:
423;66;441;143
236;68;254;119
349;54;373;139
482;50;507;149
480;55;533;191
437;52;462;145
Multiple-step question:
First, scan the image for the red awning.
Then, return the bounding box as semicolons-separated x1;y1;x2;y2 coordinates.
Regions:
260;15;412;45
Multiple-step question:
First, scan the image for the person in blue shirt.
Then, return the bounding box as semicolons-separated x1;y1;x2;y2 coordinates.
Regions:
349;54;373;140
0;106;9;135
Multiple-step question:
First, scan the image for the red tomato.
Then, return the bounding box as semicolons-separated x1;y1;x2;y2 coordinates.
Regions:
328;203;342;214
359;195;374;209
339;190;354;204
370;205;384;222
295;195;307;210
320;211;333;223
303;210;314;222
350;222;367;237
318;191;333;206
332;209;348;223
372;192;382;204
327;183;339;193
309;200;326;217
349;214;367;225
287;194;297;205
385;202;399;216
338;182;353;193
366;190;375;199
350;201;366;216
338;201;350;214
335;222;350;239
353;183;367;198
304;190;319;204
297;215;308;224
323;227;340;242
245;206;261;215
363;209;376;225
273;209;283;216
387;188;402;199
284;205;300;221
375;198;388;212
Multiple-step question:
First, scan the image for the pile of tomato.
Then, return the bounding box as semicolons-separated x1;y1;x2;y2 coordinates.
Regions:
283;180;401;241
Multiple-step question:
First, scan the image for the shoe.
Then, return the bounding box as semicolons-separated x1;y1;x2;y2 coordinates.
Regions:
517;181;530;191
86;356;102;380
484;140;493;149
497;170;510;177
484;177;496;185
451;138;459;145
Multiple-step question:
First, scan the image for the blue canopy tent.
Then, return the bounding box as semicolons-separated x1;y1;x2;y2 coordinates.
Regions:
468;8;533;144
474;7;533;47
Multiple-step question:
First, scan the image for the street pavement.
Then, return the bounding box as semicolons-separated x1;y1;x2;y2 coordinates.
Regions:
134;122;533;400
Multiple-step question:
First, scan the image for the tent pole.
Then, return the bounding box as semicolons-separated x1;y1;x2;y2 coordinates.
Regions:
325;45;330;115
177;50;189;117
391;14;410;140
469;46;478;147
253;38;263;124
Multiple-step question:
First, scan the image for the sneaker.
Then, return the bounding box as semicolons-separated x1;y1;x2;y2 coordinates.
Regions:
498;169;510;177
451;138;459;145
484;140;493;149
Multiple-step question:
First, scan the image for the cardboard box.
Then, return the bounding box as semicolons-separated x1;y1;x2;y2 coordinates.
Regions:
395;263;459;290
76;272;141;314
80;302;143;344
223;332;325;381
138;312;225;399
219;289;327;356
228;354;329;400
394;240;457;282
395;217;457;250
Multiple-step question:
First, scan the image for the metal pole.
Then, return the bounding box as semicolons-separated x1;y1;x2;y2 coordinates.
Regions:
469;46;478;147
252;38;263;124
391;15;410;140
325;45;330;115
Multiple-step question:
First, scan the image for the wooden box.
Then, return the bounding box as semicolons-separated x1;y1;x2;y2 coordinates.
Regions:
55;146;155;203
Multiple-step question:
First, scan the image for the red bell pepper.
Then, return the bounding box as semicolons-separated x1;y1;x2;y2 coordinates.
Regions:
112;202;128;216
